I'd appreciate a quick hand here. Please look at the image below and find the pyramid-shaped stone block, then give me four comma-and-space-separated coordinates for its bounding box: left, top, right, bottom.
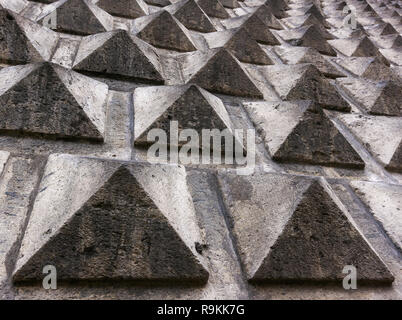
252, 3, 283, 29
187, 49, 263, 98
334, 57, 391, 81
263, 64, 349, 111
135, 10, 197, 52
218, 172, 393, 283
0, 9, 58, 64
252, 180, 393, 283
387, 142, 402, 173
204, 28, 274, 65
337, 78, 402, 116
278, 25, 336, 56
37, 0, 114, 36
0, 62, 107, 141
222, 13, 280, 44
328, 36, 390, 66
73, 30, 164, 83
13, 156, 208, 284
245, 100, 364, 168
196, 0, 229, 19
282, 14, 334, 39
168, 0, 216, 33
97, 0, 149, 19
134, 84, 242, 151
338, 114, 402, 170
263, 0, 288, 18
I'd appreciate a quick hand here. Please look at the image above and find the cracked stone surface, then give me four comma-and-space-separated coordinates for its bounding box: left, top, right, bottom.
0, 0, 401, 300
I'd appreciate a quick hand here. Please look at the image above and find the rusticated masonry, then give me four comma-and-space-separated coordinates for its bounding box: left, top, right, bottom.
0, 0, 401, 300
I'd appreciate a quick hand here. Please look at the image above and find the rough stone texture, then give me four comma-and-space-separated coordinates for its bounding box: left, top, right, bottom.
134, 84, 242, 150
245, 100, 364, 168
14, 162, 208, 284
73, 30, 164, 82
37, 0, 114, 36
0, 62, 107, 140
168, 0, 216, 33
204, 27, 274, 64
261, 64, 350, 111
134, 10, 197, 52
97, 0, 149, 19
0, 8, 58, 64
0, 0, 401, 300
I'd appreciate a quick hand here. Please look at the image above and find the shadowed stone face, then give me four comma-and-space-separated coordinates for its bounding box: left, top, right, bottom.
253, 181, 394, 283
0, 9, 42, 64
13, 166, 209, 283
273, 105, 364, 168
0, 63, 105, 140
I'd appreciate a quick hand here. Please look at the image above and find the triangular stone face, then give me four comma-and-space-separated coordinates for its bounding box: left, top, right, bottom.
97, 0, 149, 19
137, 10, 197, 52
337, 78, 402, 116
38, 0, 113, 35
220, 0, 239, 9
386, 142, 402, 173
0, 62, 106, 141
283, 14, 334, 39
73, 30, 164, 83
13, 166, 209, 283
216, 28, 273, 65
379, 23, 398, 35
0, 9, 44, 64
334, 57, 391, 81
253, 4, 283, 29
329, 36, 389, 66
264, 64, 349, 111
271, 102, 364, 168
173, 0, 216, 33
197, 0, 229, 19
189, 49, 263, 98
264, 0, 288, 18
134, 85, 240, 150
275, 46, 344, 78
252, 181, 393, 283
244, 13, 280, 44
280, 25, 336, 56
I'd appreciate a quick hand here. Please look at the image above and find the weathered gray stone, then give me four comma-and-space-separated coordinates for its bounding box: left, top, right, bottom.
0, 9, 58, 64
196, 0, 229, 19
278, 25, 336, 56
97, 0, 149, 19
252, 180, 394, 283
218, 172, 393, 283
134, 84, 242, 150
275, 46, 345, 78
221, 13, 280, 45
262, 64, 350, 111
168, 0, 216, 33
337, 114, 402, 169
204, 28, 274, 65
334, 56, 392, 81
0, 62, 107, 140
328, 36, 390, 66
37, 0, 114, 35
135, 10, 197, 52
73, 30, 164, 83
245, 100, 364, 168
386, 142, 402, 173
351, 180, 402, 250
13, 155, 208, 284
187, 49, 263, 98
337, 78, 402, 116
252, 3, 283, 29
